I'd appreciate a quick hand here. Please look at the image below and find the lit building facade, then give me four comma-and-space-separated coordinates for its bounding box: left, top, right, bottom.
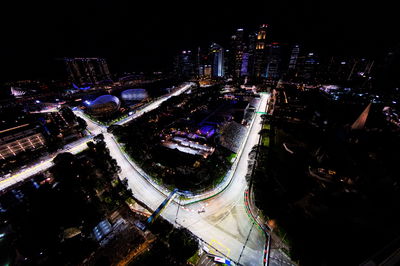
87, 95, 121, 116
253, 24, 269, 78
210, 43, 224, 77
65, 57, 111, 86
229, 28, 245, 78
288, 44, 300, 70
173, 50, 195, 78
320, 56, 374, 83
303, 52, 319, 80
265, 42, 282, 79
0, 124, 46, 160
240, 52, 250, 76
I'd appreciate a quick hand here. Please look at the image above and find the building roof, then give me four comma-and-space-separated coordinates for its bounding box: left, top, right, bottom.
88, 95, 120, 115
121, 88, 148, 101
219, 121, 247, 153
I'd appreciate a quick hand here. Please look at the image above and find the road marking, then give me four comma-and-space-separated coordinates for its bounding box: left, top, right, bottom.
181, 203, 209, 213
199, 255, 206, 265
0, 140, 92, 192
210, 239, 230, 257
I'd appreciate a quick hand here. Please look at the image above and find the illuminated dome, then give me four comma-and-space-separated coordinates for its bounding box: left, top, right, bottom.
87, 95, 120, 116
121, 88, 148, 101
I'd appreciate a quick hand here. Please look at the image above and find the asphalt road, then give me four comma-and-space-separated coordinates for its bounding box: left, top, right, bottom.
0, 137, 91, 190
0, 84, 294, 266
0, 83, 193, 190
101, 93, 271, 265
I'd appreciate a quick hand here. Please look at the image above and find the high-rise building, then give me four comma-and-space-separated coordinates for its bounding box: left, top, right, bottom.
204, 65, 212, 77
376, 46, 400, 92
253, 24, 269, 78
247, 32, 257, 78
195, 47, 203, 77
224, 49, 231, 77
265, 42, 282, 79
173, 50, 195, 78
303, 52, 319, 81
64, 58, 111, 86
288, 44, 300, 70
240, 52, 250, 76
321, 56, 374, 83
229, 28, 245, 78
210, 43, 224, 77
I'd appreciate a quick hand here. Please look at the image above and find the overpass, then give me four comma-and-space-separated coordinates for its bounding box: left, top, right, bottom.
146, 188, 179, 226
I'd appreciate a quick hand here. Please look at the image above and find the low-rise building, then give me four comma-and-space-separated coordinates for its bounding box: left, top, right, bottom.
0, 124, 46, 160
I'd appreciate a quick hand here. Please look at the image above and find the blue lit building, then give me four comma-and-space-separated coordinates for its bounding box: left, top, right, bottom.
87, 95, 121, 116
121, 88, 148, 101
240, 52, 250, 76
93, 220, 112, 242
210, 43, 224, 78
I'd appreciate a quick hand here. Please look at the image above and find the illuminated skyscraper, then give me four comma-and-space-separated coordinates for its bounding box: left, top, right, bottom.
64, 57, 111, 86
247, 32, 257, 78
288, 44, 300, 70
173, 50, 195, 78
253, 24, 269, 78
240, 52, 250, 76
195, 47, 203, 77
229, 28, 245, 78
210, 43, 224, 77
265, 42, 282, 79
303, 52, 319, 80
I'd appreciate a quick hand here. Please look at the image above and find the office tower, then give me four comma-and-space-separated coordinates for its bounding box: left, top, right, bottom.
174, 50, 195, 79
210, 43, 224, 77
240, 52, 250, 76
247, 32, 257, 78
376, 46, 400, 92
326, 57, 374, 83
204, 65, 212, 77
253, 24, 269, 78
288, 44, 300, 70
64, 57, 111, 86
229, 28, 245, 78
195, 47, 203, 77
303, 52, 319, 80
224, 49, 231, 77
265, 42, 282, 79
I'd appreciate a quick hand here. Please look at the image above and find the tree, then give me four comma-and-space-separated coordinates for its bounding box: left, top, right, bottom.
107, 124, 122, 134
259, 128, 270, 136
168, 228, 198, 262
76, 117, 87, 132
94, 134, 105, 143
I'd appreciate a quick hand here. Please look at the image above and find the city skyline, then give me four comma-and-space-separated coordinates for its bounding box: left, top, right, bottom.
0, 1, 398, 82
1, 2, 400, 266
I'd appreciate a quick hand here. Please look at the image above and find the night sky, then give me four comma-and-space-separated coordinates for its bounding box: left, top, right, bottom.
0, 1, 398, 82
